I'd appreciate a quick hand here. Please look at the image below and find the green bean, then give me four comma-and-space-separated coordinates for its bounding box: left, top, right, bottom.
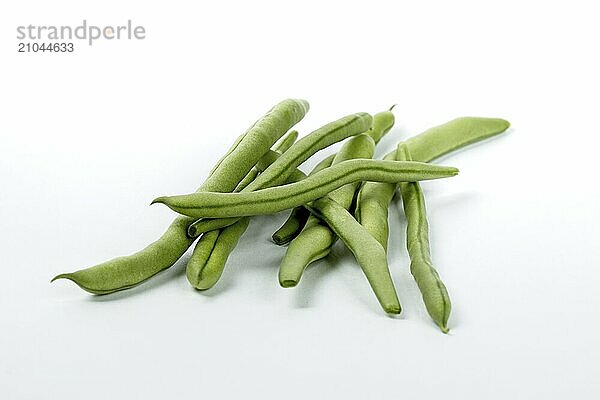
403, 117, 510, 163
234, 130, 299, 192
354, 151, 398, 250
278, 109, 395, 282
306, 198, 400, 313
186, 113, 373, 236
153, 160, 458, 219
271, 153, 336, 245
185, 132, 302, 290
397, 144, 451, 333
52, 99, 309, 294
279, 133, 377, 287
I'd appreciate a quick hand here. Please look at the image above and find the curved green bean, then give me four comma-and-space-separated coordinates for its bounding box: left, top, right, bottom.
153, 160, 458, 219
52, 98, 309, 294
306, 198, 400, 314
397, 143, 451, 333
186, 113, 373, 237
403, 117, 510, 163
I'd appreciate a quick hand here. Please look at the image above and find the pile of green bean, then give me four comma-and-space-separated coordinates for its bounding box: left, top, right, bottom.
53, 99, 510, 333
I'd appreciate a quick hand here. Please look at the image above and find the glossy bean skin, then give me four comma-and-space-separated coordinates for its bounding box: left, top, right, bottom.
306, 198, 401, 313
397, 144, 451, 333
153, 160, 458, 219
185, 133, 301, 290
271, 153, 336, 244
278, 109, 395, 283
185, 112, 373, 237
52, 99, 309, 294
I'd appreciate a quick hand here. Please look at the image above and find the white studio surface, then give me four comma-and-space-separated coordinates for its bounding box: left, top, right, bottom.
1, 1, 599, 399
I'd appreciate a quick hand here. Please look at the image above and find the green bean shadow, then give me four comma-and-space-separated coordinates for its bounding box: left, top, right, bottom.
289, 253, 340, 309
84, 254, 190, 302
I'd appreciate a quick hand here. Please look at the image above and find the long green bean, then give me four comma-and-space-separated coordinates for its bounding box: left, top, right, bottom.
152, 160, 458, 219
397, 143, 451, 333
307, 198, 400, 313
52, 99, 309, 294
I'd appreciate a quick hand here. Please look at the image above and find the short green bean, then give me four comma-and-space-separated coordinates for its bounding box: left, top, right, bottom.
52, 99, 309, 294
153, 160, 458, 219
397, 143, 451, 333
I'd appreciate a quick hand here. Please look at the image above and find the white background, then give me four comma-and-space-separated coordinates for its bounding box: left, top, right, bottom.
1, 1, 599, 399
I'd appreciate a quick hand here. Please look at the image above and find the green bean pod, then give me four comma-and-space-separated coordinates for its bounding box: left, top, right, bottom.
186, 112, 373, 237
403, 117, 510, 163
153, 160, 458, 219
52, 99, 309, 294
306, 198, 400, 314
397, 144, 451, 333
